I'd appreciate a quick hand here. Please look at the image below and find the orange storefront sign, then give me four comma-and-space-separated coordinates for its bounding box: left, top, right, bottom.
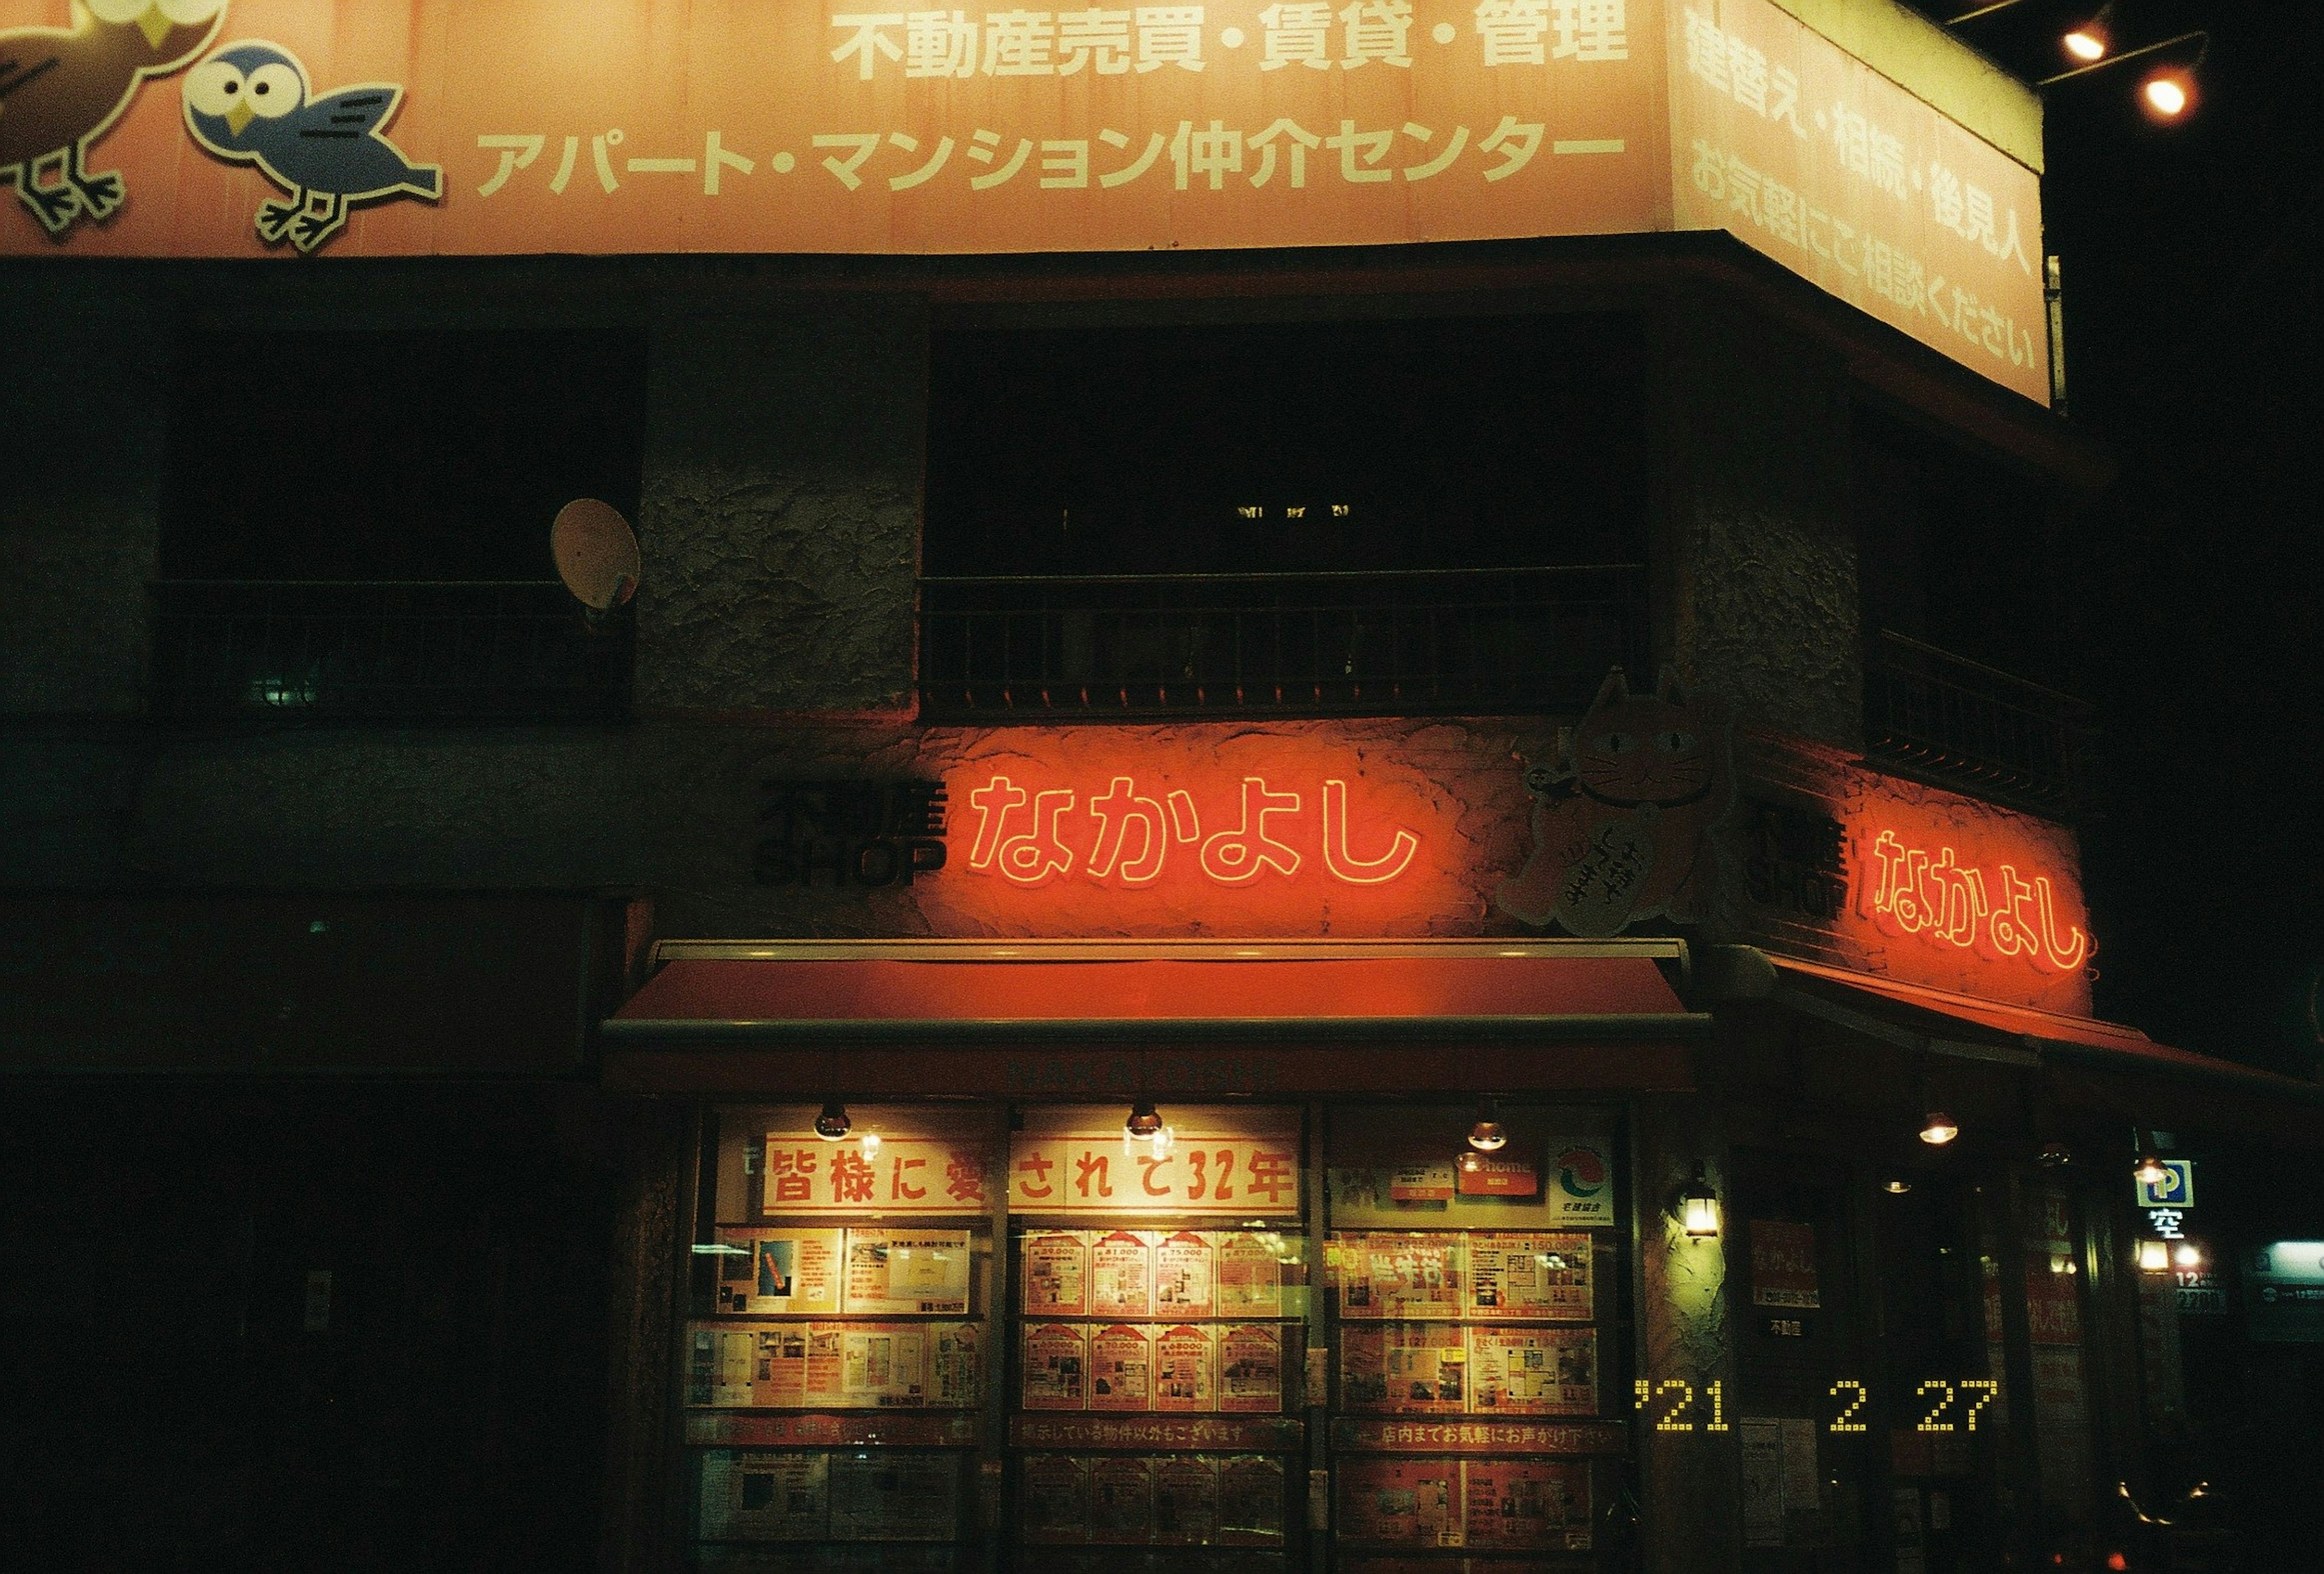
4, 0, 2043, 398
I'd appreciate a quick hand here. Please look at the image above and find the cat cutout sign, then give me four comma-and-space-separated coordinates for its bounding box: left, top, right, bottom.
1497, 667, 1733, 938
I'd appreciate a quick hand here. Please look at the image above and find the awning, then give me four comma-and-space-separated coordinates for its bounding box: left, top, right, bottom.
600, 939, 1710, 1097
1733, 953, 2324, 1134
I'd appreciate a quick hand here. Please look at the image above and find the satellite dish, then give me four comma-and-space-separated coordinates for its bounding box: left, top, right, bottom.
551, 499, 641, 613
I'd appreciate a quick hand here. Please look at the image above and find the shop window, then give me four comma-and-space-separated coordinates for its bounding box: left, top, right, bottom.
152, 329, 647, 722
921, 313, 1650, 718
681, 1101, 1629, 1570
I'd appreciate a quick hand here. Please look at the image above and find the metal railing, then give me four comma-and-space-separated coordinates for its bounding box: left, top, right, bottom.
917, 565, 1647, 718
1863, 629, 2090, 815
149, 580, 632, 723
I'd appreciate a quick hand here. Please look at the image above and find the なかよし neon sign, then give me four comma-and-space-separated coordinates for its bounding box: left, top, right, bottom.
1862, 830, 2087, 973
962, 773, 1421, 889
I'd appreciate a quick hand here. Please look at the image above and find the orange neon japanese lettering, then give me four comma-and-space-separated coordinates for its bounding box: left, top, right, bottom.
1321, 778, 1420, 884
1087, 776, 1168, 884
1199, 778, 1302, 884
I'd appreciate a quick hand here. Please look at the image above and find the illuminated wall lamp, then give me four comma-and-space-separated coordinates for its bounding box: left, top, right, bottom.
2173, 1242, 2204, 1270
1679, 1164, 1721, 1239
2136, 1238, 2171, 1273
2038, 30, 2208, 124
2061, 4, 2113, 62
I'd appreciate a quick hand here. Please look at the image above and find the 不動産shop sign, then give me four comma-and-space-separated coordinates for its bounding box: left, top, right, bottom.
3, 0, 2043, 399
1011, 1106, 1302, 1218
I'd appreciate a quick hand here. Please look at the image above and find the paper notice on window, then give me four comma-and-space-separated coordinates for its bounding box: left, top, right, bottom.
841, 1324, 931, 1407
1089, 1454, 1155, 1543
1022, 1231, 1088, 1317
1337, 1457, 1461, 1546
803, 1326, 844, 1405
1466, 1232, 1592, 1321
828, 1451, 960, 1541
1216, 1232, 1288, 1318
842, 1229, 972, 1316
715, 1228, 844, 1316
1468, 1326, 1598, 1415
1154, 1323, 1217, 1412
1340, 1323, 1468, 1414
1154, 1454, 1221, 1544
1217, 1455, 1287, 1544
1091, 1230, 1154, 1319
1019, 1454, 1091, 1544
698, 1449, 830, 1542
1089, 1323, 1154, 1411
1331, 1232, 1462, 1319
1218, 1323, 1284, 1414
1462, 1458, 1591, 1550
1022, 1322, 1088, 1410
1741, 1417, 1784, 1546
930, 1322, 982, 1408
688, 1324, 809, 1408
1154, 1231, 1215, 1317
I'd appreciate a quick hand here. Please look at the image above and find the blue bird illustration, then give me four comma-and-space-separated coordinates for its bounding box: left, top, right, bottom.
180, 40, 438, 252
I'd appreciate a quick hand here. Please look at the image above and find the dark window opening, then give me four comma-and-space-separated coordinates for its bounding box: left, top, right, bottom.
153, 330, 648, 723
1854, 404, 2090, 815
921, 313, 1650, 718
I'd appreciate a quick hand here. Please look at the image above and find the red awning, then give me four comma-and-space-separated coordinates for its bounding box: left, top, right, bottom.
1767, 954, 2321, 1093
599, 940, 1709, 1096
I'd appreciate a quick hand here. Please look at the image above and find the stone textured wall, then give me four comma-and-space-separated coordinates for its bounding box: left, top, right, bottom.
634, 300, 924, 713
1664, 293, 1863, 751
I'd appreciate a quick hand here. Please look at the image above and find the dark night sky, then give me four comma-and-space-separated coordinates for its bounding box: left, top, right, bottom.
1912, 2, 2324, 1074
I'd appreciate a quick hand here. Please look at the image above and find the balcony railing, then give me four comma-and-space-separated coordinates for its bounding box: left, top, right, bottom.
1863, 629, 2090, 815
150, 580, 632, 723
917, 565, 1647, 718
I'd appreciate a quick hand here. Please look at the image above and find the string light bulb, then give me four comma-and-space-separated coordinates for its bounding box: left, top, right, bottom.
813, 1102, 852, 1141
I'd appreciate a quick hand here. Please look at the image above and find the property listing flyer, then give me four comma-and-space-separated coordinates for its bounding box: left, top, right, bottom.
1333, 1233, 1463, 1320
1218, 1323, 1285, 1414
1091, 1230, 1154, 1319
1022, 1322, 1088, 1410
842, 1230, 972, 1316
1019, 1454, 1091, 1544
1462, 1458, 1593, 1551
1468, 1326, 1598, 1415
1089, 1323, 1154, 1411
715, 1228, 843, 1316
827, 1452, 960, 1541
1340, 1323, 1469, 1414
1217, 1455, 1287, 1544
1022, 1231, 1088, 1316
1153, 1324, 1216, 1412
1089, 1454, 1157, 1543
696, 1449, 829, 1542
1154, 1231, 1216, 1317
1465, 1233, 1592, 1321
1338, 1457, 1460, 1546
1215, 1232, 1288, 1317
1153, 1455, 1221, 1544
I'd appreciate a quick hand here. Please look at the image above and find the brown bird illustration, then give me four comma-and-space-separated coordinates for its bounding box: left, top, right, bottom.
1, 0, 227, 235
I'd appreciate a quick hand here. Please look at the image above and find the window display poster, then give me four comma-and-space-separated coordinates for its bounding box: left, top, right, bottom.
1461, 1459, 1592, 1550
1466, 1233, 1592, 1321
1216, 1232, 1288, 1318
1090, 1324, 1154, 1412
1749, 1221, 1820, 1310
716, 1228, 844, 1316
1023, 1322, 1088, 1410
929, 1322, 982, 1408
1154, 1324, 1217, 1412
1341, 1323, 1467, 1414
698, 1450, 829, 1542
841, 1325, 930, 1407
1089, 1454, 1157, 1543
1333, 1233, 1462, 1320
1217, 1455, 1287, 1544
1092, 1231, 1154, 1319
1021, 1453, 1092, 1544
1154, 1456, 1222, 1544
1155, 1231, 1215, 1317
827, 1451, 961, 1541
1468, 1326, 1598, 1415
1009, 1108, 1302, 1218
1218, 1323, 1285, 1414
1023, 1231, 1088, 1317
1338, 1458, 1461, 1546
843, 1229, 973, 1316
689, 1325, 810, 1408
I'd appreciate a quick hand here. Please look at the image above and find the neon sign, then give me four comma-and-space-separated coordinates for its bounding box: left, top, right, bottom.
963, 773, 1421, 890
1861, 829, 2088, 974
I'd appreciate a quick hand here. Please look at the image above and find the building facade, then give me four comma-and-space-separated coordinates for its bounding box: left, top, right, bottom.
6, 1, 2319, 1569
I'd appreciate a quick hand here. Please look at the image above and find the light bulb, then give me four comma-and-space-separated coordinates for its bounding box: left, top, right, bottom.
2136, 1239, 2170, 1272
813, 1102, 851, 1141
2143, 72, 2191, 118
1920, 1110, 1959, 1146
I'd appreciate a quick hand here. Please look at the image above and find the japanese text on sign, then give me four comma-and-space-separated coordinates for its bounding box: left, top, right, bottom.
763, 1136, 997, 1215
1012, 1136, 1301, 1215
